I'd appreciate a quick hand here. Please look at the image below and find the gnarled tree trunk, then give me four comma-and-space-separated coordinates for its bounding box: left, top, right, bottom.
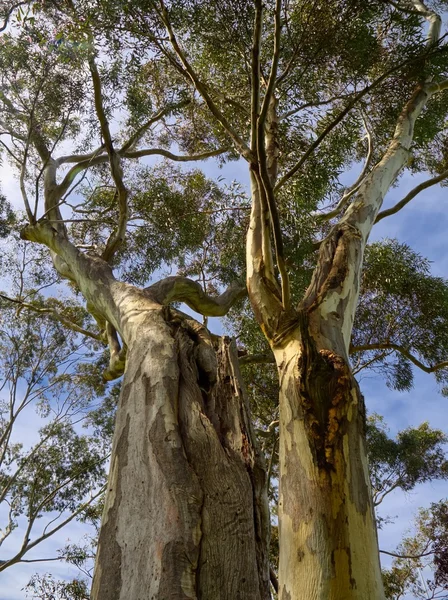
91, 305, 270, 600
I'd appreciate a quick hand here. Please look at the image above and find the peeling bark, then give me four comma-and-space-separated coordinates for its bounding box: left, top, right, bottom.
274, 317, 384, 600
91, 307, 270, 600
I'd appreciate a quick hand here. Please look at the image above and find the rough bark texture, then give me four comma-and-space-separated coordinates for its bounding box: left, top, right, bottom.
274, 314, 383, 600
91, 306, 270, 600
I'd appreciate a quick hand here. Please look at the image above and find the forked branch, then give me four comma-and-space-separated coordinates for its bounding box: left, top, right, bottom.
146, 276, 246, 316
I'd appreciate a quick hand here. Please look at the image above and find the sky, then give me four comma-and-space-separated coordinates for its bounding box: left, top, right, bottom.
1, 100, 448, 600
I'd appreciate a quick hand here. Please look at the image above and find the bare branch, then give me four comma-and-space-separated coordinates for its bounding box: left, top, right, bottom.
146, 276, 246, 317
119, 99, 190, 153
123, 146, 227, 162
103, 322, 127, 381
88, 51, 128, 263
159, 0, 253, 161
270, 566, 279, 594
375, 169, 448, 222
380, 548, 433, 560
318, 111, 373, 223
279, 93, 353, 121
0, 293, 101, 341
383, 0, 423, 17
350, 342, 448, 374
259, 0, 282, 130
56, 146, 226, 200
19, 128, 34, 223
411, 0, 441, 47
56, 146, 106, 166
239, 352, 275, 365
250, 0, 262, 155
0, 2, 28, 32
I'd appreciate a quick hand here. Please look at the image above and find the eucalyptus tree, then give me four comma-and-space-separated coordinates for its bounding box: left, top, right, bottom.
3, 1, 448, 600
0, 3, 270, 598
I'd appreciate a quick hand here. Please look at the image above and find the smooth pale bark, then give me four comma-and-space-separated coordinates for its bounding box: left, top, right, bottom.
274, 319, 382, 600
244, 70, 443, 598
91, 305, 270, 600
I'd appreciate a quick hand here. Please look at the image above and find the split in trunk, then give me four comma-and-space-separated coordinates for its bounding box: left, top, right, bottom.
91, 306, 270, 600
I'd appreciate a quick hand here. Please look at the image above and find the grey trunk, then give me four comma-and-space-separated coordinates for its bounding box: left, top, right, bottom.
91, 308, 270, 600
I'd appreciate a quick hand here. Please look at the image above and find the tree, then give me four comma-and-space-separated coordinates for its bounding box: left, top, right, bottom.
381, 500, 448, 600
0, 241, 108, 572
1, 4, 271, 598
2, 0, 448, 599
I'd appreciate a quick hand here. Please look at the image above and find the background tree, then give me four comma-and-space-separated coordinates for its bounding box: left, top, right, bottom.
0, 240, 108, 573
381, 500, 448, 600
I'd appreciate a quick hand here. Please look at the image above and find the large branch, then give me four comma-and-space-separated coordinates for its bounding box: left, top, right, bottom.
350, 342, 448, 374
246, 170, 285, 342
305, 82, 440, 352
146, 276, 246, 316
56, 146, 106, 166
412, 0, 441, 47
375, 168, 448, 223
253, 0, 290, 309
21, 221, 122, 337
88, 51, 128, 263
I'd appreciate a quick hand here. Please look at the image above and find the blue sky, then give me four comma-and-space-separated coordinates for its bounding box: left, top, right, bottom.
1, 150, 447, 599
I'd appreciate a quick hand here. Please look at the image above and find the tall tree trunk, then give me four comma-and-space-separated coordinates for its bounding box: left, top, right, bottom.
274, 313, 383, 600
91, 307, 270, 600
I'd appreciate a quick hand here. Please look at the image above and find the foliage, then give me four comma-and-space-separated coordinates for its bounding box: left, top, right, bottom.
26, 573, 90, 600
382, 500, 448, 600
0, 242, 110, 572
367, 414, 448, 507
353, 240, 448, 391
